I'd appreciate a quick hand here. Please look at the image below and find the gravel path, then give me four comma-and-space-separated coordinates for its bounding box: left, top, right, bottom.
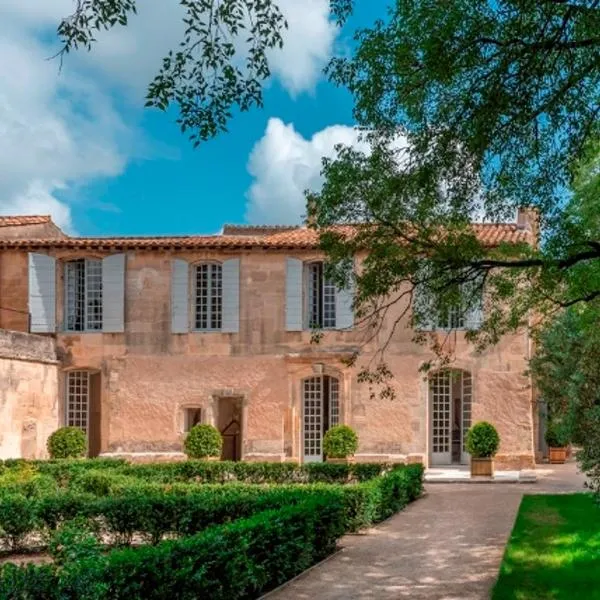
265, 462, 587, 600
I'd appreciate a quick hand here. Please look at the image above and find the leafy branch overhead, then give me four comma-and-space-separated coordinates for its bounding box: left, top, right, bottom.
57, 0, 288, 144
56, 1, 600, 360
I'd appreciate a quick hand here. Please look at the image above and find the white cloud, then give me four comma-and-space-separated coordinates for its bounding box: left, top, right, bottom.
269, 0, 338, 95
245, 118, 372, 224
0, 17, 128, 233
0, 1, 339, 232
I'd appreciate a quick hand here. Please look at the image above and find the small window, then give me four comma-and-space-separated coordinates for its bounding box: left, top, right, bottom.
65, 259, 103, 331
184, 407, 203, 432
307, 262, 336, 329
66, 370, 90, 434
194, 263, 222, 330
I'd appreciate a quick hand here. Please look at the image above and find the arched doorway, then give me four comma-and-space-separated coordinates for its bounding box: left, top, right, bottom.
302, 375, 340, 463
429, 369, 472, 465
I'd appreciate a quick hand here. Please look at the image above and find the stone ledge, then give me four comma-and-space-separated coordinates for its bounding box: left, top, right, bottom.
425, 468, 537, 484
0, 329, 58, 364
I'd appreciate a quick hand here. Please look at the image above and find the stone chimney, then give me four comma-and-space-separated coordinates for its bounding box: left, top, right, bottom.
516, 206, 540, 247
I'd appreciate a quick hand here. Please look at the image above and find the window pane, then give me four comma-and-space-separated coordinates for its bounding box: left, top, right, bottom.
195, 264, 222, 330
66, 371, 89, 437
66, 260, 85, 331
86, 260, 103, 330
210, 264, 222, 330
323, 278, 336, 328
308, 263, 322, 328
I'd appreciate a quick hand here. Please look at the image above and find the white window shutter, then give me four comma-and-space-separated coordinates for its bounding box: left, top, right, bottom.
286, 257, 303, 331
171, 259, 189, 333
102, 254, 125, 333
28, 253, 56, 333
335, 278, 354, 330
221, 258, 240, 333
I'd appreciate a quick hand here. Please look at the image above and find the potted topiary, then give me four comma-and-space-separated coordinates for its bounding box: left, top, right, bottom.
184, 424, 223, 460
47, 426, 87, 459
465, 421, 500, 477
545, 421, 570, 464
323, 425, 359, 464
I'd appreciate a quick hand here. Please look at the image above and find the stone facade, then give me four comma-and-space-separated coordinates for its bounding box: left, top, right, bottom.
0, 330, 58, 459
0, 216, 537, 467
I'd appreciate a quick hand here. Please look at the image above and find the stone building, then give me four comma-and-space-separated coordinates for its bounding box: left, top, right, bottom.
0, 213, 539, 468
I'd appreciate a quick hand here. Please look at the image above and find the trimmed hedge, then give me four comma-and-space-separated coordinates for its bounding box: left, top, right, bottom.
0, 498, 346, 600
0, 465, 423, 551
0, 458, 395, 487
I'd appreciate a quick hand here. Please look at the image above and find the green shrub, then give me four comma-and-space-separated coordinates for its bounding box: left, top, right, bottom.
47, 427, 87, 460
323, 425, 359, 459
0, 495, 40, 550
465, 421, 500, 458
48, 517, 102, 566
183, 424, 223, 459
1, 499, 346, 600
545, 421, 570, 447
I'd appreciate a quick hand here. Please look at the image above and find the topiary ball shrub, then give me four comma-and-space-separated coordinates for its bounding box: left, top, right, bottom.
465, 421, 500, 458
184, 424, 223, 459
47, 427, 87, 459
544, 421, 570, 448
323, 425, 359, 459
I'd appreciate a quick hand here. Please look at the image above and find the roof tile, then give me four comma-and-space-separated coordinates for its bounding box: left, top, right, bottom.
0, 215, 51, 227
0, 222, 533, 250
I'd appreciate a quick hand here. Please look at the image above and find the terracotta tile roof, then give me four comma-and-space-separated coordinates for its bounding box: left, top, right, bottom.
0, 215, 51, 227
0, 222, 532, 251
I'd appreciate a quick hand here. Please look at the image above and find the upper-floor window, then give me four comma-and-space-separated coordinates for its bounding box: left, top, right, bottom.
194, 262, 222, 330
65, 259, 103, 331
414, 281, 483, 331
307, 261, 337, 329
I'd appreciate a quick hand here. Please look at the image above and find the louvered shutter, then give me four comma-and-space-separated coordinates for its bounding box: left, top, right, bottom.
285, 258, 303, 331
221, 258, 240, 333
335, 277, 355, 330
28, 253, 56, 333
171, 259, 189, 333
102, 253, 125, 332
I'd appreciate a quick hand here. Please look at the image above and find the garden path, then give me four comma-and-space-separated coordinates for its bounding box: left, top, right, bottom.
264, 462, 587, 600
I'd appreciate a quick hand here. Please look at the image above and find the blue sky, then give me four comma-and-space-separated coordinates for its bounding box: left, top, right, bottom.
0, 1, 383, 236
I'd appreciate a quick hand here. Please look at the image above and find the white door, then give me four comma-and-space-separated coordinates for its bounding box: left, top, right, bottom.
460, 372, 472, 464
302, 375, 340, 463
430, 370, 473, 465
430, 371, 452, 465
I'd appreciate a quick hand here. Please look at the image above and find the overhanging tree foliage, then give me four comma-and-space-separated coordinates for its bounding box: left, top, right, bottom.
57, 1, 600, 357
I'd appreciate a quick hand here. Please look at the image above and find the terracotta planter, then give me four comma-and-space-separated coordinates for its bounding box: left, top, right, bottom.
326, 456, 355, 464
548, 447, 567, 464
470, 457, 493, 477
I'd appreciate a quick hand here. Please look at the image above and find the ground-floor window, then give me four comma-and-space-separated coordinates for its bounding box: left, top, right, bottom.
66, 370, 90, 434
183, 407, 203, 432
65, 370, 101, 457
430, 369, 472, 465
303, 375, 340, 462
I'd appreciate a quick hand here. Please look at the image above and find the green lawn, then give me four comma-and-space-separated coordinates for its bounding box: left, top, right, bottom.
493, 494, 600, 600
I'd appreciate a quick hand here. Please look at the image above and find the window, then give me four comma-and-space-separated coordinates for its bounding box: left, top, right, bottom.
194, 263, 222, 330
66, 370, 90, 435
184, 407, 203, 432
437, 304, 465, 330
307, 262, 336, 329
303, 375, 340, 462
65, 259, 103, 331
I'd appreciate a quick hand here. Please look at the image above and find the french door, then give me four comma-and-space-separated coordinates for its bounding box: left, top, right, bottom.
302, 375, 339, 462
430, 370, 472, 465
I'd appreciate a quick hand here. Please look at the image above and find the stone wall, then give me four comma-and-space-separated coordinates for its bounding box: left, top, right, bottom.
0, 330, 59, 459
0, 247, 535, 467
